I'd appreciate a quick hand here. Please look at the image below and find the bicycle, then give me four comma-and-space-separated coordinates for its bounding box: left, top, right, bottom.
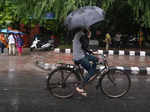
46, 54, 131, 99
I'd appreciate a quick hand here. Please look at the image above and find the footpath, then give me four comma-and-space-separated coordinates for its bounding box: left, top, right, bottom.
34, 48, 150, 75
1, 48, 149, 75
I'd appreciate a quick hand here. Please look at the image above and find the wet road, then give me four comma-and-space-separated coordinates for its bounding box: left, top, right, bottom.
0, 53, 150, 112
0, 70, 150, 112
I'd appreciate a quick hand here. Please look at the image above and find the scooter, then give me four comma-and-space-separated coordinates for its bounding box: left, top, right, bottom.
30, 37, 55, 51
128, 36, 138, 48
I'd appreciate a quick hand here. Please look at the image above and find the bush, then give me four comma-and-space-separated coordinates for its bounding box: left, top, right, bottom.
57, 44, 72, 49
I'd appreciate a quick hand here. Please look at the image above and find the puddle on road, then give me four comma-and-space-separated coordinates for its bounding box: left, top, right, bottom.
108, 55, 149, 67
8, 57, 16, 80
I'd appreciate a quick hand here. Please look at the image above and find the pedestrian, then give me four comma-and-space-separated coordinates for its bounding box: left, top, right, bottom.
15, 34, 24, 56
104, 32, 111, 50
50, 34, 55, 45
72, 27, 98, 96
0, 33, 7, 54
8, 33, 16, 56
114, 32, 122, 49
138, 30, 144, 49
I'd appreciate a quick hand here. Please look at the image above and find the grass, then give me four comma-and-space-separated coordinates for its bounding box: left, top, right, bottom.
57, 44, 72, 49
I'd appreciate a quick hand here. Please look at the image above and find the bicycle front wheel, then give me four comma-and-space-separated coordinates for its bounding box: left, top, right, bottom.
47, 67, 80, 99
100, 69, 131, 98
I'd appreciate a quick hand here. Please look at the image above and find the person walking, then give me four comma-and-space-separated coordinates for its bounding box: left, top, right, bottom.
15, 34, 24, 56
114, 32, 122, 49
8, 33, 16, 56
138, 31, 144, 49
72, 28, 98, 96
104, 32, 111, 50
0, 33, 7, 54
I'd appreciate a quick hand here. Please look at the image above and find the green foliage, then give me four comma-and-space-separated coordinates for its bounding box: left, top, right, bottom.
101, 0, 113, 10
103, 0, 137, 34
58, 44, 72, 49
128, 0, 150, 28
1, 0, 150, 35
0, 0, 17, 27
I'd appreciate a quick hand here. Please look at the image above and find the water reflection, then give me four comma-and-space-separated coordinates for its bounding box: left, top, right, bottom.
8, 57, 16, 80
108, 55, 149, 67
10, 95, 19, 112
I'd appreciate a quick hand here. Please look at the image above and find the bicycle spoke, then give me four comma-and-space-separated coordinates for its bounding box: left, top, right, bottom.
49, 83, 61, 89
47, 68, 79, 98
61, 70, 65, 83
100, 69, 131, 98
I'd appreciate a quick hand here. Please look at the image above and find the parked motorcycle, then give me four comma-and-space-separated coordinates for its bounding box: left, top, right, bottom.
128, 35, 138, 48
30, 37, 55, 51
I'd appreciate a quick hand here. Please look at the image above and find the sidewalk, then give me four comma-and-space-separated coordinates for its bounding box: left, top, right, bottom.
53, 48, 150, 56
1, 48, 149, 74
0, 48, 31, 56
33, 50, 150, 75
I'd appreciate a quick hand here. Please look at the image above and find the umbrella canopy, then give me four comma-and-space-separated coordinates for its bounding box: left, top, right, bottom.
8, 30, 24, 35
0, 29, 24, 35
64, 6, 105, 30
0, 29, 9, 33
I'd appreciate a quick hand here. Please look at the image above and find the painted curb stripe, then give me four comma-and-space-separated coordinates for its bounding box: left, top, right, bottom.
36, 61, 150, 75
54, 48, 149, 56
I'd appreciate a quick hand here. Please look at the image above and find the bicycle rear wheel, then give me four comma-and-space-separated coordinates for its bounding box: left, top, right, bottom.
47, 67, 80, 99
100, 69, 131, 98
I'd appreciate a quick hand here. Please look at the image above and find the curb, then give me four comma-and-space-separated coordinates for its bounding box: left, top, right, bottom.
53, 48, 150, 56
35, 61, 150, 75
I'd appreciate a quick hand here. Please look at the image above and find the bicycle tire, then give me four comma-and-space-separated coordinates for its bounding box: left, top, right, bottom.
47, 67, 80, 99
100, 69, 131, 98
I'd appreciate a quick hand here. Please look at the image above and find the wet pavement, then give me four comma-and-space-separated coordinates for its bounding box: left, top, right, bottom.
0, 49, 150, 112
0, 68, 150, 112
33, 51, 150, 67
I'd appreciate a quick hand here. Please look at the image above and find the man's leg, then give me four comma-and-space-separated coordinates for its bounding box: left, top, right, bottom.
0, 43, 2, 53
0, 42, 3, 53
75, 57, 91, 96
9, 44, 12, 55
1, 43, 5, 53
83, 54, 98, 82
12, 44, 15, 55
79, 57, 94, 83
106, 43, 109, 50
86, 54, 98, 70
75, 56, 98, 96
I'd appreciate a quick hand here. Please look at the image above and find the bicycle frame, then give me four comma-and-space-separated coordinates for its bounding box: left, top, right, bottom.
73, 54, 109, 81
56, 54, 110, 82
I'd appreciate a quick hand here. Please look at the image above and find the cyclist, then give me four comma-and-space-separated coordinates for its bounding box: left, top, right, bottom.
72, 27, 98, 96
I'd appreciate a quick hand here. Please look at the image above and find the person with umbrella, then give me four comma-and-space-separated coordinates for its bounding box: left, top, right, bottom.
73, 27, 98, 96
65, 6, 105, 96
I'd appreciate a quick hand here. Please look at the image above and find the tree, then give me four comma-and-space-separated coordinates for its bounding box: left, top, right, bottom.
0, 0, 18, 28
128, 0, 150, 28
103, 0, 138, 34
1, 0, 150, 43
101, 0, 150, 28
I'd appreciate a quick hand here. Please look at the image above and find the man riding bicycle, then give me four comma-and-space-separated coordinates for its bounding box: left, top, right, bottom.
73, 28, 98, 96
